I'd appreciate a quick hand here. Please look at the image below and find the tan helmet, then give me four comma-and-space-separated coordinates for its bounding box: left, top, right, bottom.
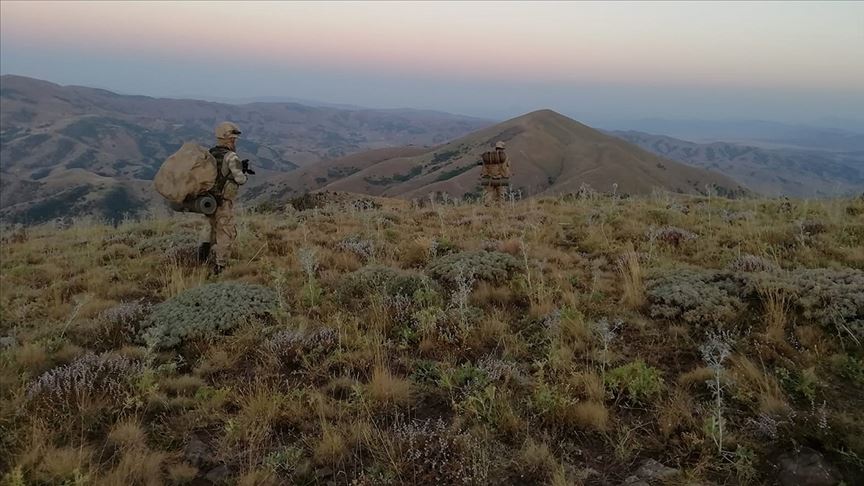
495, 141, 506, 150
215, 121, 241, 141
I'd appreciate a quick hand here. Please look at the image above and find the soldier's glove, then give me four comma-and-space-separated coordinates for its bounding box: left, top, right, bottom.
241, 159, 256, 175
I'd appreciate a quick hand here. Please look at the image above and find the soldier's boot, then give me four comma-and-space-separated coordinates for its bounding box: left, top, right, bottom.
210, 263, 225, 277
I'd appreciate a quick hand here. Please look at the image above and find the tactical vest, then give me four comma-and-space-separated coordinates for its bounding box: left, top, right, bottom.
208, 146, 232, 196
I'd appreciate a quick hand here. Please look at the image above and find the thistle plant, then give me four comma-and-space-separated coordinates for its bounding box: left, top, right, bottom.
700, 329, 733, 454
593, 317, 621, 377
298, 247, 322, 308
452, 262, 476, 332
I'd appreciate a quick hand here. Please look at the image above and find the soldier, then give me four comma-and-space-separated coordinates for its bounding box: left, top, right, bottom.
198, 121, 252, 275
479, 141, 511, 205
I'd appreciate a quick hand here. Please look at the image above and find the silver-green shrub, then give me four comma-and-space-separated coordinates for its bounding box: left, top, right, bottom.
727, 254, 778, 273
646, 269, 744, 325
426, 251, 520, 287
340, 265, 439, 302
141, 282, 279, 349
742, 268, 863, 340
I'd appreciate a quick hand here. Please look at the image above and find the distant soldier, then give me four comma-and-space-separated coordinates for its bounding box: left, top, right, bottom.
478, 141, 511, 205
198, 122, 253, 275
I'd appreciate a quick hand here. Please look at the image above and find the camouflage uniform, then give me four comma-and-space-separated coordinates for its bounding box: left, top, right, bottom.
480, 141, 511, 205
204, 122, 247, 273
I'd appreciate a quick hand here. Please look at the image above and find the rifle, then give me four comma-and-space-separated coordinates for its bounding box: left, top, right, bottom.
241, 159, 256, 175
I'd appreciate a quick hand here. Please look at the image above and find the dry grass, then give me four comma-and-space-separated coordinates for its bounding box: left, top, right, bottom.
367, 365, 413, 407
758, 285, 794, 343
617, 244, 645, 310
107, 418, 148, 450
313, 424, 348, 465
1, 195, 861, 484
730, 356, 789, 415
566, 401, 609, 431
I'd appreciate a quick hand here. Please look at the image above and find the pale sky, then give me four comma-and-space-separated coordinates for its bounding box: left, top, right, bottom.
1, 1, 862, 123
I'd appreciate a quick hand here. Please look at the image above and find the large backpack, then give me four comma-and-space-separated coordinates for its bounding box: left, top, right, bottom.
154, 142, 225, 214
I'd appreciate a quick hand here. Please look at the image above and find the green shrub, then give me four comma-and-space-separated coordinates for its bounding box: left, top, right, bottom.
740, 268, 863, 340
426, 251, 520, 287
339, 265, 439, 303
606, 360, 665, 402
141, 282, 279, 349
646, 269, 744, 325
790, 268, 863, 340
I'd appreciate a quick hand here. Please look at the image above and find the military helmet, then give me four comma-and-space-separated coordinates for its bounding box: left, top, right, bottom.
215, 121, 242, 140
495, 141, 506, 150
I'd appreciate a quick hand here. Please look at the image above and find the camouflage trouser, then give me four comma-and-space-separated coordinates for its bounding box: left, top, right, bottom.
483, 184, 505, 205
205, 199, 236, 267
481, 177, 508, 206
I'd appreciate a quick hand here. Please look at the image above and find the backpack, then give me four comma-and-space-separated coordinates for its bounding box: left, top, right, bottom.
154, 142, 224, 214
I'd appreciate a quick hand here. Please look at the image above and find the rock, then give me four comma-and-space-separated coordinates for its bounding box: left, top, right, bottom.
634, 459, 679, 481
184, 435, 213, 469
204, 465, 231, 484
776, 447, 839, 486
620, 459, 680, 485
622, 476, 650, 486
0, 336, 17, 349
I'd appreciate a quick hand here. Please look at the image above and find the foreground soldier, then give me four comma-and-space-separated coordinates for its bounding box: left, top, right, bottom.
199, 122, 252, 275
479, 141, 511, 205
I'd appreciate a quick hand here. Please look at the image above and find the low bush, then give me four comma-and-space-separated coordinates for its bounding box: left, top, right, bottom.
339, 265, 439, 303
26, 352, 143, 418
264, 327, 338, 369
646, 269, 744, 325
606, 360, 665, 402
336, 235, 376, 262
97, 301, 152, 344
394, 418, 485, 485
740, 268, 863, 340
426, 251, 520, 288
648, 226, 698, 247
141, 282, 279, 349
727, 254, 778, 273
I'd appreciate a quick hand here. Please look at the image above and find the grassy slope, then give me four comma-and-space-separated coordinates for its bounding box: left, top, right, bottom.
1, 194, 863, 485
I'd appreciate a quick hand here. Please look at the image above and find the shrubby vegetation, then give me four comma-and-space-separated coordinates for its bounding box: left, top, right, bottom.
1, 193, 862, 485
426, 250, 521, 287
646, 268, 744, 325
141, 282, 280, 348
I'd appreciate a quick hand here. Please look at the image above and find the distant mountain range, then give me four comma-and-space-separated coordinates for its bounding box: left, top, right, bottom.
598, 118, 864, 152
246, 109, 747, 205
0, 75, 489, 223
610, 131, 864, 197
3, 74, 861, 224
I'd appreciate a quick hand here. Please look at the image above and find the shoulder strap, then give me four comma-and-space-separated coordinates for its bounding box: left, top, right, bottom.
209, 146, 231, 195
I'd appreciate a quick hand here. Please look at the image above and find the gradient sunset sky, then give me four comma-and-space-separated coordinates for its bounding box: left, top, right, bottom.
1, 1, 862, 123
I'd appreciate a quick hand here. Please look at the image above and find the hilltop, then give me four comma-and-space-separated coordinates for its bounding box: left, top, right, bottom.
250, 110, 748, 204
1, 194, 862, 485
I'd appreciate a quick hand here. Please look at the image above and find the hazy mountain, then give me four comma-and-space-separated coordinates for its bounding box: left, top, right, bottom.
611, 130, 864, 197
0, 75, 489, 224
597, 118, 864, 152
248, 110, 747, 205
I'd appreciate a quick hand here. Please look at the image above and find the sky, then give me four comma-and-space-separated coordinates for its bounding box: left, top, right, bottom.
1, 1, 863, 124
